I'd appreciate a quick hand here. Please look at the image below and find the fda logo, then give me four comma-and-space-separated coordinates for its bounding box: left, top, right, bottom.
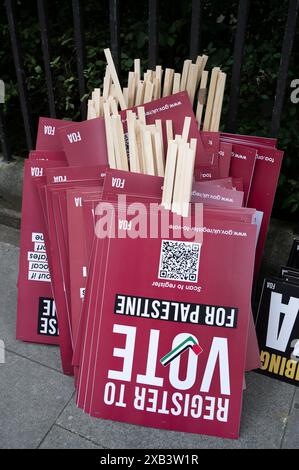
0, 339, 5, 364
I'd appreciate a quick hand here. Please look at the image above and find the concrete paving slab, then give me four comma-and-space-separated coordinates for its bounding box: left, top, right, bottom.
0, 241, 62, 372
0, 224, 20, 246
0, 350, 74, 449
237, 372, 296, 448
39, 424, 103, 449
57, 373, 295, 449
281, 388, 299, 449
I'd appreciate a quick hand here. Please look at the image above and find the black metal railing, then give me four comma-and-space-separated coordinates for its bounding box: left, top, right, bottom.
0, 0, 298, 162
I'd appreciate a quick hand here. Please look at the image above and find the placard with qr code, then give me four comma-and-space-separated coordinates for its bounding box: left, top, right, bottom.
84, 206, 257, 439
158, 240, 201, 283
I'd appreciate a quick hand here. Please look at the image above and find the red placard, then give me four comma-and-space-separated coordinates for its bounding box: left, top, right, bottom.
36, 117, 72, 150
229, 144, 257, 205
58, 118, 109, 167
77, 205, 256, 439
16, 158, 64, 345
44, 165, 106, 375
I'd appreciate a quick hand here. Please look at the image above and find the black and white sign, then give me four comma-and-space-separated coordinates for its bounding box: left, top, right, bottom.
255, 278, 299, 385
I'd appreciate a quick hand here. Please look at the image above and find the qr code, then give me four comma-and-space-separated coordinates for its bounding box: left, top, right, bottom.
158, 240, 201, 283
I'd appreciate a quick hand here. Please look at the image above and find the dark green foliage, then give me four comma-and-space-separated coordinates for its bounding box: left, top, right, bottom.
0, 0, 298, 219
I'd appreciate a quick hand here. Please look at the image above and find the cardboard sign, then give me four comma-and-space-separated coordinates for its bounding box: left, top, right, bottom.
194, 165, 219, 181
221, 132, 277, 148
29, 150, 66, 161
44, 165, 106, 375
229, 144, 257, 205
67, 187, 102, 342
218, 142, 232, 178
247, 148, 283, 277
58, 118, 109, 167
36, 117, 72, 150
222, 136, 283, 277
255, 278, 299, 385
16, 158, 65, 345
77, 204, 257, 438
191, 182, 244, 208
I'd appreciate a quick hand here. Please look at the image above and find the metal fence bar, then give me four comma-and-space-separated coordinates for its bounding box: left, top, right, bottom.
72, 0, 86, 120
0, 104, 12, 162
37, 0, 56, 118
226, 0, 250, 133
109, 0, 120, 74
5, 0, 34, 150
189, 0, 202, 60
270, 0, 299, 137
148, 0, 159, 68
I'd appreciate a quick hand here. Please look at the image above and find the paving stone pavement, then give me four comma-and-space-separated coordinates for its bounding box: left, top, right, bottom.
0, 225, 298, 449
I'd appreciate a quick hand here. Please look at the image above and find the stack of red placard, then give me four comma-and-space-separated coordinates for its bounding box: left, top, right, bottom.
16, 77, 284, 439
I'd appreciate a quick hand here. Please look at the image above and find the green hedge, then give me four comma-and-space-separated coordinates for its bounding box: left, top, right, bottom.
0, 0, 298, 219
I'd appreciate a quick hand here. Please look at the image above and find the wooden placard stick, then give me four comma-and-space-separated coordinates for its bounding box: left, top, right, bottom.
127, 71, 136, 108
172, 142, 189, 214
190, 137, 197, 153
181, 146, 196, 217
210, 72, 226, 131
162, 68, 174, 97
154, 131, 165, 177
103, 102, 116, 169
166, 120, 174, 142
135, 120, 144, 173
109, 84, 117, 101
144, 80, 154, 103
141, 128, 155, 175
103, 66, 112, 100
180, 59, 192, 91
99, 96, 104, 117
186, 63, 200, 106
172, 73, 181, 94
146, 124, 157, 133
123, 87, 129, 107
203, 67, 220, 131
182, 116, 191, 143
147, 124, 159, 175
92, 88, 101, 116
134, 59, 141, 82
137, 106, 146, 125
150, 131, 158, 176
152, 77, 160, 100
116, 115, 129, 170
196, 54, 208, 86
155, 119, 164, 159
196, 70, 208, 129
144, 70, 153, 82
108, 96, 119, 115
155, 65, 163, 99
104, 48, 127, 110
135, 80, 146, 106
111, 115, 123, 169
155, 65, 163, 82
127, 111, 140, 173
161, 140, 178, 210
87, 99, 97, 120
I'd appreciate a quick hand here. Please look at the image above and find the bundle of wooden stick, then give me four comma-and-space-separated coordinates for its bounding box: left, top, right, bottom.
161, 129, 197, 217
104, 101, 183, 176
87, 48, 226, 131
